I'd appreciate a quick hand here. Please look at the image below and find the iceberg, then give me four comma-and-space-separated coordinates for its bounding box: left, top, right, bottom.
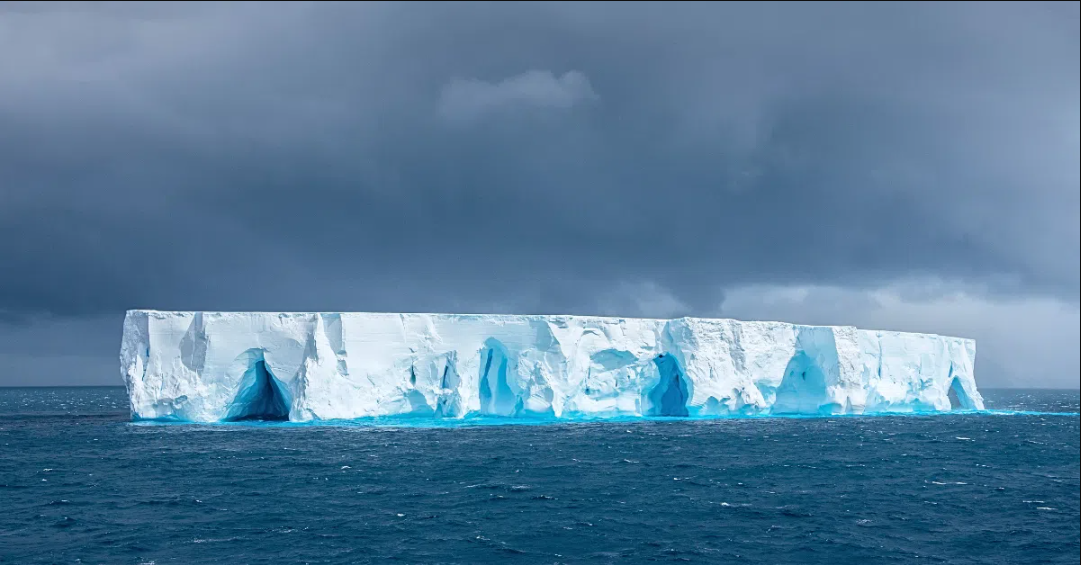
120, 310, 984, 423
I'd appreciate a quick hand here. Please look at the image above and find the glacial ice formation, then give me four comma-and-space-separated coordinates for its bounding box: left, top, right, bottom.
120, 311, 984, 423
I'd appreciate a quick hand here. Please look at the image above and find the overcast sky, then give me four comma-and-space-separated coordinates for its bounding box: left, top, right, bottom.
1, 1, 1078, 388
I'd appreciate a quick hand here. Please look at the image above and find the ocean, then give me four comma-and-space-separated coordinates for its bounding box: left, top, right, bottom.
0, 387, 1077, 564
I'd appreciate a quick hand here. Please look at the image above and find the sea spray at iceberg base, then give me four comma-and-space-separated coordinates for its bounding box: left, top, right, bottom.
120, 311, 984, 423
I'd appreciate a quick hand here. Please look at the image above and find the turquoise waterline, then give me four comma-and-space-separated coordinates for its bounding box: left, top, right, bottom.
130, 408, 1080, 428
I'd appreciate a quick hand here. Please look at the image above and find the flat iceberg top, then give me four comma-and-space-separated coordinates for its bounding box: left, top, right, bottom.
121, 310, 983, 423
126, 309, 963, 336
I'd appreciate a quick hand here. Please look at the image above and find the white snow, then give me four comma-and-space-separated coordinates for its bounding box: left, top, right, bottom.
120, 310, 984, 422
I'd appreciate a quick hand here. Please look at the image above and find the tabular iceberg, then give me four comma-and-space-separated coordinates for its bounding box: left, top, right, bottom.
121, 310, 984, 423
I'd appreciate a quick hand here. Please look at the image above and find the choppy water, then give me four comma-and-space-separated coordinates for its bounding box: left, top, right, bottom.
0, 387, 1077, 564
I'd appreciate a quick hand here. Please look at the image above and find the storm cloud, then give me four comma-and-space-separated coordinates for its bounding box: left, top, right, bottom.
0, 2, 1077, 386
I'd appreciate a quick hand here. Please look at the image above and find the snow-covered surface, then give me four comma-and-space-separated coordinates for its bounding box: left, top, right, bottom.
121, 311, 984, 423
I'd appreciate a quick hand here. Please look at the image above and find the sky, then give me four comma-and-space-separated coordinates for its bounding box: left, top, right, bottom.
0, 1, 1078, 388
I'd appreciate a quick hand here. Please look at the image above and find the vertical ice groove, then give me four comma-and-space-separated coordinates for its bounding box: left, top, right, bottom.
121, 311, 985, 422
436, 351, 463, 417
179, 312, 207, 373
478, 338, 519, 416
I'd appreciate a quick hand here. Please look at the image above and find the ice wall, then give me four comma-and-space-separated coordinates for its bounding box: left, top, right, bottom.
120, 311, 984, 423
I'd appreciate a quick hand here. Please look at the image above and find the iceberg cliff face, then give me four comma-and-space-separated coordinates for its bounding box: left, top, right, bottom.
120, 310, 984, 423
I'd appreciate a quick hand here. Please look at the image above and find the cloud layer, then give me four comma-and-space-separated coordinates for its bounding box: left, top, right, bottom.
0, 2, 1077, 386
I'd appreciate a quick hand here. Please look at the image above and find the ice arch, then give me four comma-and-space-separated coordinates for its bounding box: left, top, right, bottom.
478, 339, 518, 416
224, 351, 291, 421
646, 353, 690, 417
947, 376, 974, 411
772, 351, 829, 415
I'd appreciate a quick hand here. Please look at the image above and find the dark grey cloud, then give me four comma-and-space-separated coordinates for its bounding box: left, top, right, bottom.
0, 2, 1078, 386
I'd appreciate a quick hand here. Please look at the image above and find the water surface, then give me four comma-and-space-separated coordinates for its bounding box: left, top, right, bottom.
1, 387, 1077, 564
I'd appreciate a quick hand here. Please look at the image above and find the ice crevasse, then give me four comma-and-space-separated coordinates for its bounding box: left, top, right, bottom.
121, 311, 984, 423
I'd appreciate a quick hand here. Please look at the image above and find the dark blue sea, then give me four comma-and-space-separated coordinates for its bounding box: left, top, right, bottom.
0, 388, 1077, 565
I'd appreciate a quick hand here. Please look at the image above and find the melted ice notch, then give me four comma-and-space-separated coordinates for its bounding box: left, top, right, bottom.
225, 358, 291, 421
647, 354, 690, 417
772, 351, 829, 415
